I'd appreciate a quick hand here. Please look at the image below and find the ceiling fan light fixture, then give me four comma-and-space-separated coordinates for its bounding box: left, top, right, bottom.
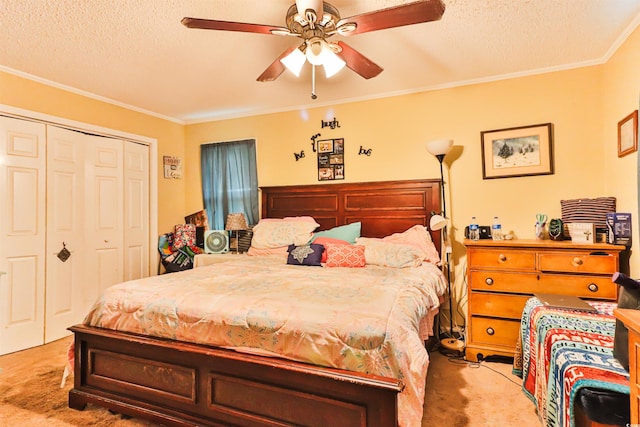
322, 50, 345, 78
305, 38, 326, 65
280, 47, 306, 77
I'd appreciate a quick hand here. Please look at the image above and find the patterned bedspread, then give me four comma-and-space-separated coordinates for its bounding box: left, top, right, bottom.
513, 297, 629, 427
82, 255, 447, 427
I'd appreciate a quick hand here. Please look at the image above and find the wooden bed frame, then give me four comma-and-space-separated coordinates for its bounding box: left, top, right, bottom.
69, 179, 442, 427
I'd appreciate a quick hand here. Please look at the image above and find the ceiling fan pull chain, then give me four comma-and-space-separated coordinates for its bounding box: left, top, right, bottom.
311, 65, 317, 99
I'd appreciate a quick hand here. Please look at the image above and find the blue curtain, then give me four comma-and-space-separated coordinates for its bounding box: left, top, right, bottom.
201, 139, 258, 230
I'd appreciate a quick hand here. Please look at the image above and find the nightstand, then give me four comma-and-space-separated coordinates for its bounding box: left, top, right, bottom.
465, 239, 625, 362
193, 253, 234, 268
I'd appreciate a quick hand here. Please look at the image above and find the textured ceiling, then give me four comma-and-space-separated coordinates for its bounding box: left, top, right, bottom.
1, 0, 640, 123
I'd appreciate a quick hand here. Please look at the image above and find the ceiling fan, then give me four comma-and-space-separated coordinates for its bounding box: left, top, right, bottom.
182, 0, 445, 94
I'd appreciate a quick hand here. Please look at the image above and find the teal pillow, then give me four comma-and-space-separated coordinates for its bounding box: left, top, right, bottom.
311, 222, 361, 244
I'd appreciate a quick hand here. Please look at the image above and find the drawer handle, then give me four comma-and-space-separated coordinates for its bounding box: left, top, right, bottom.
485, 277, 494, 286
588, 283, 599, 293
486, 327, 495, 336
572, 257, 583, 266
498, 254, 507, 262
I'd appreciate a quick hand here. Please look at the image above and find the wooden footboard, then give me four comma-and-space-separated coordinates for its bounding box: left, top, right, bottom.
69, 325, 402, 427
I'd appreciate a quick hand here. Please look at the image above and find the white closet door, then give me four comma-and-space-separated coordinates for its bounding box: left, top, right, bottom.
84, 135, 123, 312
124, 141, 150, 280
0, 116, 46, 355
45, 126, 86, 343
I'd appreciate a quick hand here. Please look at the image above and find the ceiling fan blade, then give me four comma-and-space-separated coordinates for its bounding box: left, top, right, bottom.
337, 0, 445, 36
257, 46, 299, 82
335, 41, 383, 80
181, 17, 288, 35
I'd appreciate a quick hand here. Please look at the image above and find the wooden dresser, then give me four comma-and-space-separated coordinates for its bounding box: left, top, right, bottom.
465, 239, 625, 362
613, 308, 640, 424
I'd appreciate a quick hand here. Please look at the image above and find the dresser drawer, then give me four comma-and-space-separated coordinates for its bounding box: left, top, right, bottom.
468, 249, 536, 271
538, 252, 618, 274
470, 271, 538, 292
537, 274, 617, 300
469, 316, 521, 348
469, 293, 530, 319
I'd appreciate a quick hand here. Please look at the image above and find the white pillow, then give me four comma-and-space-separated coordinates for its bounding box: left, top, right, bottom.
250, 219, 319, 249
355, 237, 423, 268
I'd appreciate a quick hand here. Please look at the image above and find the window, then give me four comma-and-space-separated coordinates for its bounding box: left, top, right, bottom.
200, 139, 258, 229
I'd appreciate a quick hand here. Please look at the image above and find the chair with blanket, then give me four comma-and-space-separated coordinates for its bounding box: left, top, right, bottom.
157, 224, 203, 273
513, 295, 630, 427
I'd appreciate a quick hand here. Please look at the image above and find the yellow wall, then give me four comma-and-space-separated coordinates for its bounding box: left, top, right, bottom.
603, 25, 640, 275
0, 71, 186, 234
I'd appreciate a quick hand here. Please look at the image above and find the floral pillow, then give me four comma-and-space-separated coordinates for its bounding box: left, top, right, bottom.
250, 219, 320, 249
324, 243, 366, 268
382, 225, 440, 265
286, 244, 324, 266
356, 237, 423, 268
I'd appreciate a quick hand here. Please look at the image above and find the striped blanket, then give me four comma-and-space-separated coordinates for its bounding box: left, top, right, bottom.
513, 297, 629, 427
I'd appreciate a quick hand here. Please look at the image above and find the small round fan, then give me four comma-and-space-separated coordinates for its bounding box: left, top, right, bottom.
205, 230, 229, 254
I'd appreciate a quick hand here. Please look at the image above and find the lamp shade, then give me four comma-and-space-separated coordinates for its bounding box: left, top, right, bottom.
280, 47, 306, 77
225, 213, 248, 231
322, 50, 346, 77
425, 139, 453, 157
430, 214, 448, 231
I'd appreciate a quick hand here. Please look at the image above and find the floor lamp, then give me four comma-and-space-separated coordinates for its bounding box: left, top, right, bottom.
426, 139, 464, 353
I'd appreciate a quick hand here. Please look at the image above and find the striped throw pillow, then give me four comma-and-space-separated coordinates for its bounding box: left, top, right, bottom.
560, 197, 616, 229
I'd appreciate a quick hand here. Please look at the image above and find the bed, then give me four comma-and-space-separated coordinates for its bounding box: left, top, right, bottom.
68, 179, 445, 427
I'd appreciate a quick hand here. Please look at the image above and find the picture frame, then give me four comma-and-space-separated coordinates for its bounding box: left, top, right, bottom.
317, 138, 344, 181
481, 123, 554, 179
618, 110, 638, 158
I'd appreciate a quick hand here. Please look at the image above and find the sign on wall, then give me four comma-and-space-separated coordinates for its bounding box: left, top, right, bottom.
163, 156, 182, 179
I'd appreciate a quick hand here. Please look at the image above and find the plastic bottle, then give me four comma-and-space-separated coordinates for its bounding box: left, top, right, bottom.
491, 216, 502, 240
469, 216, 480, 240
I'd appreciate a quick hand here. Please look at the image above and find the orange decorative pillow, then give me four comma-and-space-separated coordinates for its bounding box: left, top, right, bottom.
313, 236, 350, 263
325, 243, 366, 268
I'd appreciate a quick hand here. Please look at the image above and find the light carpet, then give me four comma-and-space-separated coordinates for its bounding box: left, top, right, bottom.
0, 337, 539, 426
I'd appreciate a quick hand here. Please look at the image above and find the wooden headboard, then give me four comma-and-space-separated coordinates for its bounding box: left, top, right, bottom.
261, 179, 442, 253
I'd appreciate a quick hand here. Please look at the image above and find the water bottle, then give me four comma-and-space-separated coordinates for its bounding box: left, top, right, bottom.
491, 216, 502, 240
469, 216, 480, 241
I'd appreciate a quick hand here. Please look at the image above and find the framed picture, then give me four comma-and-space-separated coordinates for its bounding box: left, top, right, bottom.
618, 110, 638, 157
318, 139, 334, 153
481, 123, 554, 179
317, 138, 344, 181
